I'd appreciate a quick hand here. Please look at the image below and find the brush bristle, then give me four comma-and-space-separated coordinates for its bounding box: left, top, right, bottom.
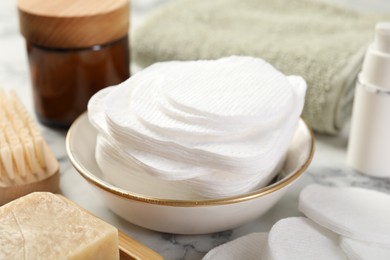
0, 90, 47, 183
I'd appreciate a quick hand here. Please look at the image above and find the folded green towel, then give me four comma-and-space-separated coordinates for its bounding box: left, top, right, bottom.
132, 0, 387, 134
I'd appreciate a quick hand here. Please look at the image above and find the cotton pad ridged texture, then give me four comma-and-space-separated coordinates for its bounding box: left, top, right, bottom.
202, 185, 390, 258
202, 232, 268, 260
299, 184, 390, 246
264, 217, 346, 260
340, 237, 390, 260
88, 56, 306, 199
157, 59, 294, 122
132, 0, 389, 134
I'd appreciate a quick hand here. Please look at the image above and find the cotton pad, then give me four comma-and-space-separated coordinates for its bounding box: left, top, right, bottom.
87, 86, 113, 134
299, 184, 390, 246
202, 232, 268, 260
158, 57, 294, 123
340, 237, 390, 260
264, 217, 346, 260
88, 83, 283, 197
186, 157, 285, 198
130, 67, 251, 143
88, 56, 307, 199
157, 90, 249, 131
96, 130, 284, 198
91, 86, 289, 197
132, 80, 231, 142
132, 62, 305, 144
95, 134, 198, 199
97, 79, 280, 179
89, 89, 210, 181
104, 63, 305, 162
156, 73, 301, 134
103, 68, 303, 178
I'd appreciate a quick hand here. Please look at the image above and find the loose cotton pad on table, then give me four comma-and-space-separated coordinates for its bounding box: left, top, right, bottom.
340, 237, 390, 260
202, 232, 268, 260
264, 217, 346, 260
299, 184, 390, 246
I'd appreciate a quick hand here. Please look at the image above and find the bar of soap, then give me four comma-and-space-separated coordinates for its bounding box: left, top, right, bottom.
0, 192, 119, 260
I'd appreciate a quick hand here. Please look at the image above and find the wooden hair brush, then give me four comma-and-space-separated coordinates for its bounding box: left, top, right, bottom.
0, 90, 59, 204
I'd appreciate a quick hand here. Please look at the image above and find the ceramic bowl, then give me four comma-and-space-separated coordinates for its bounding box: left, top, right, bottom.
66, 113, 314, 234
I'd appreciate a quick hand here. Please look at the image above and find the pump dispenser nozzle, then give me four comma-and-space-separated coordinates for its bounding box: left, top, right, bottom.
374, 22, 390, 54
361, 22, 390, 90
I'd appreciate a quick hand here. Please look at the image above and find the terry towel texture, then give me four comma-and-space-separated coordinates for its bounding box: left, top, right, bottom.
132, 0, 387, 134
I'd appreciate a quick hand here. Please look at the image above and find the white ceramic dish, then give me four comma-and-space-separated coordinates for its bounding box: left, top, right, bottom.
66, 113, 314, 234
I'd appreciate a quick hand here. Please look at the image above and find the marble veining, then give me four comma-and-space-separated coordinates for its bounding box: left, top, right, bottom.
308, 167, 390, 193
1, 0, 390, 259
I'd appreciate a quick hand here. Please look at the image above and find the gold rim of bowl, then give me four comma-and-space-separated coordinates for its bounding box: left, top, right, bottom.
66, 113, 315, 207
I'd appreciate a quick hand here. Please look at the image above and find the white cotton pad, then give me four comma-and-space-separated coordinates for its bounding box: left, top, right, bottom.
340, 237, 390, 260
88, 86, 279, 197
105, 64, 305, 163
153, 57, 294, 134
96, 131, 281, 198
132, 62, 304, 144
202, 232, 268, 260
186, 156, 285, 198
299, 184, 390, 246
131, 72, 233, 142
88, 56, 307, 198
158, 56, 294, 124
87, 86, 114, 134
264, 217, 346, 260
104, 82, 296, 187
89, 86, 211, 181
157, 90, 249, 131
95, 134, 199, 200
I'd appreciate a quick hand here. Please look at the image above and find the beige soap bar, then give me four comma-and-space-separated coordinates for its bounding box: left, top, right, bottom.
0, 192, 119, 260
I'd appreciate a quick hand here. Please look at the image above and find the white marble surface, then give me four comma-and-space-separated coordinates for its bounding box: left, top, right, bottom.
1, 0, 390, 259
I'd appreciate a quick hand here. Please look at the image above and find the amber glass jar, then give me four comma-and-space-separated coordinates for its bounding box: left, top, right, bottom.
18, 0, 130, 128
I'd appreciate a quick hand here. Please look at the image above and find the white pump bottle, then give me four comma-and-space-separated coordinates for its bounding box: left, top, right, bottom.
347, 22, 390, 177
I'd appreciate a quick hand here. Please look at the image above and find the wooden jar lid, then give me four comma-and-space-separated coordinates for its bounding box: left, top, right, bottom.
17, 0, 130, 49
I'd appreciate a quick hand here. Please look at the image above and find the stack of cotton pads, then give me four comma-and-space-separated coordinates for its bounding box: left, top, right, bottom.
88, 56, 306, 199
203, 185, 390, 259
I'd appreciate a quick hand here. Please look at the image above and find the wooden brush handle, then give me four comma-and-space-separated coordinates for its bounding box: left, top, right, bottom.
119, 231, 163, 260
